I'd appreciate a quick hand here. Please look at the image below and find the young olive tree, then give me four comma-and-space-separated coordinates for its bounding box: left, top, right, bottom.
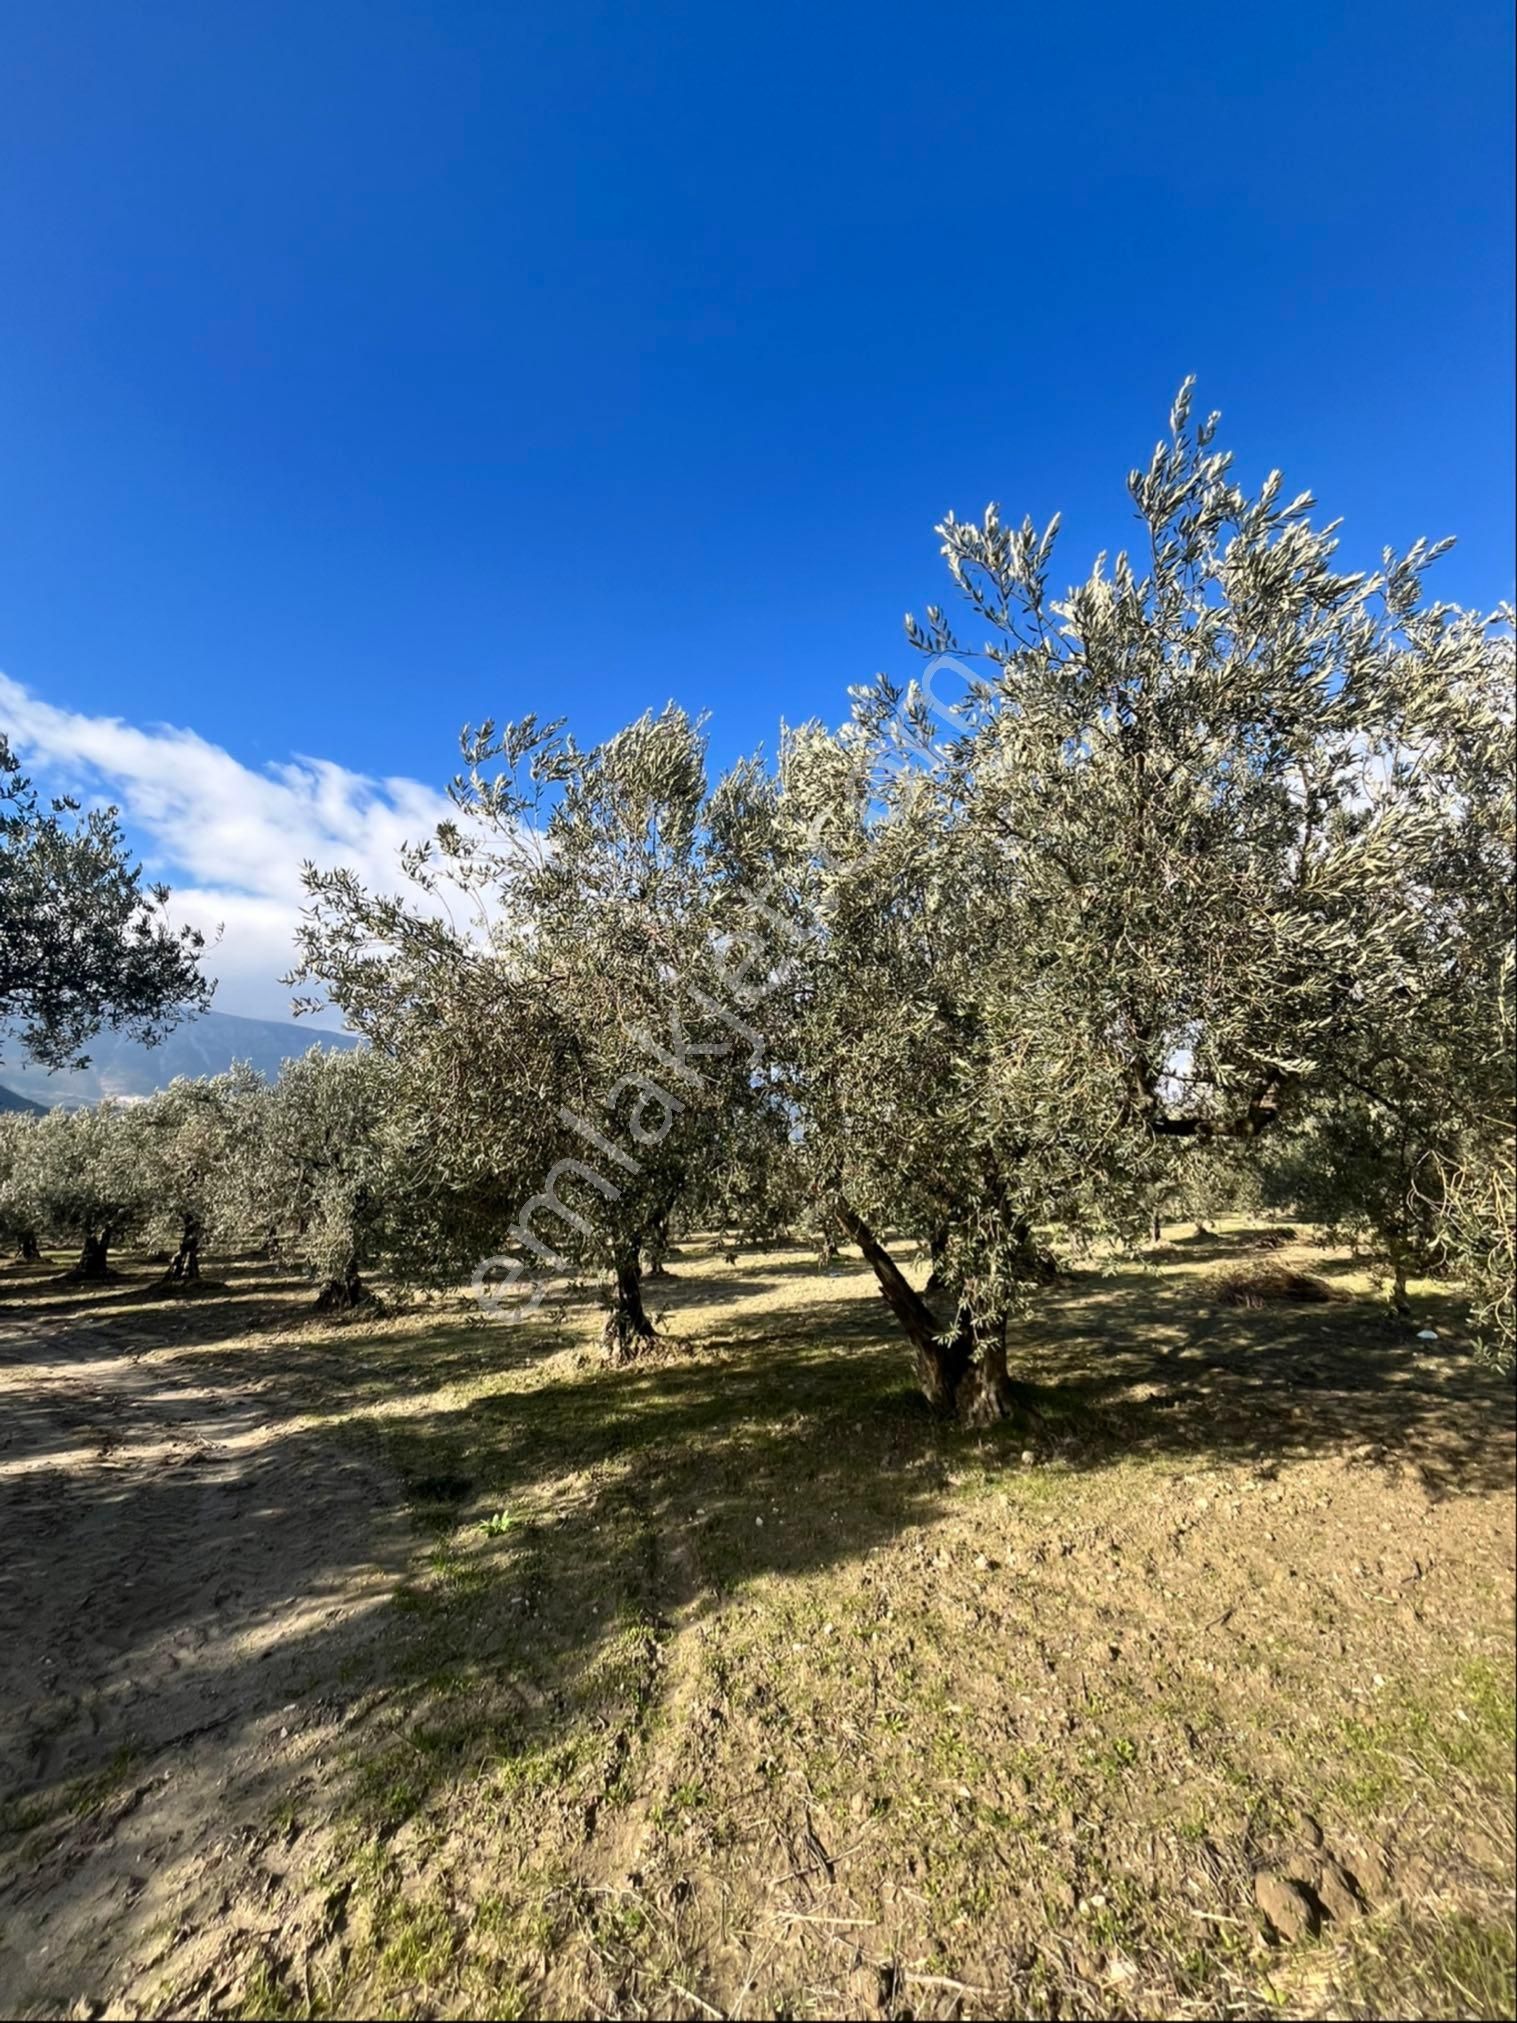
0, 1112, 43, 1260
252, 1046, 396, 1310
670, 1078, 804, 1262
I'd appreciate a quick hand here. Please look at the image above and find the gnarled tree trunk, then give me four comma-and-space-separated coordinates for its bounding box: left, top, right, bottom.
314, 1256, 371, 1312
168, 1213, 202, 1282
18, 1230, 39, 1263
602, 1244, 659, 1361
71, 1230, 115, 1281
950, 1307, 1044, 1427
835, 1200, 1042, 1427
833, 1198, 962, 1399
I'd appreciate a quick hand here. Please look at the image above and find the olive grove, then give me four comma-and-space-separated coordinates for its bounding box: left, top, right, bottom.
3, 390, 1511, 1396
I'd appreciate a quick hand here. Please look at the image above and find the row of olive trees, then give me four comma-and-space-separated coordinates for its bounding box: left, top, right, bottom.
0, 1026, 796, 1320
280, 387, 1513, 1404
0, 1048, 400, 1307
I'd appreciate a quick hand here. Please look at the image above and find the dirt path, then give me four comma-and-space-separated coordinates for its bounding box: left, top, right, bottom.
0, 1302, 407, 2019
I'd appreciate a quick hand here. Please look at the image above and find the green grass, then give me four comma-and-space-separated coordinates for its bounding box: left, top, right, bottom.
1328, 1907, 1516, 2020
294, 1235, 1514, 2016
1331, 1657, 1517, 1811
22, 1224, 1508, 2023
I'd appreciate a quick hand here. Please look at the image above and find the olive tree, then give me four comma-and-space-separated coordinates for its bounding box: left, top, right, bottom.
1264, 623, 1515, 1328
1, 736, 210, 1071
4, 1101, 148, 1279
710, 714, 1067, 1421
294, 706, 761, 1354
136, 1065, 268, 1281
251, 1046, 396, 1310
767, 385, 1511, 1417
0, 1112, 43, 1260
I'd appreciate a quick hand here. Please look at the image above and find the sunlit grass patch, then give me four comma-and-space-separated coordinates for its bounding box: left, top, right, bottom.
39, 1223, 1502, 2022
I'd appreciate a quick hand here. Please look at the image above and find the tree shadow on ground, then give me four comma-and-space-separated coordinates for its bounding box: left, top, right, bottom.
0, 1257, 590, 1387
1, 1230, 1511, 1976
646, 1274, 779, 1310
1147, 1224, 1307, 1262
0, 1258, 314, 1330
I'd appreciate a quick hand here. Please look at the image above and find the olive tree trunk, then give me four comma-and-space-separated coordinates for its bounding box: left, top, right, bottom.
602, 1244, 659, 1361
924, 1221, 951, 1296
1390, 1249, 1411, 1316
168, 1214, 202, 1282
643, 1210, 676, 1280
71, 1230, 115, 1280
314, 1256, 371, 1311
950, 1307, 1041, 1427
834, 1200, 1038, 1426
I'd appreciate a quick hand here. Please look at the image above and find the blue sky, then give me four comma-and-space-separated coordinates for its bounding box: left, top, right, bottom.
1, 0, 1512, 1017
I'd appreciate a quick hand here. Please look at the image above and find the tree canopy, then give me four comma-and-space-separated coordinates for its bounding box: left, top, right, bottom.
4, 389, 1511, 1392
0, 736, 211, 1071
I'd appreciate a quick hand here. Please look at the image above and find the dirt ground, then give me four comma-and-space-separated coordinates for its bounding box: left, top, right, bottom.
1, 1227, 1513, 2020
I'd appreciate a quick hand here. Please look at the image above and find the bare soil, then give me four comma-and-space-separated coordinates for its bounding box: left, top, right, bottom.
1, 1228, 1512, 2020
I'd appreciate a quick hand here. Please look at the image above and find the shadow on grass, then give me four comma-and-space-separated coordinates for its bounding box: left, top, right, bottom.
2, 1233, 1511, 1863
0, 1259, 314, 1332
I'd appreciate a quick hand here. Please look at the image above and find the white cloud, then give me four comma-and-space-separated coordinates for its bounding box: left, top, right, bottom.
0, 673, 458, 1025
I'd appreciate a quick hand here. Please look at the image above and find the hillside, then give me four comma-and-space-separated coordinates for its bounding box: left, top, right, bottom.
0, 1008, 358, 1108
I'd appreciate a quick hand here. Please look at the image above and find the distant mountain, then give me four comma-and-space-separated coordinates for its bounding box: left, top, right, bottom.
0, 1083, 46, 1115
0, 1009, 359, 1109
